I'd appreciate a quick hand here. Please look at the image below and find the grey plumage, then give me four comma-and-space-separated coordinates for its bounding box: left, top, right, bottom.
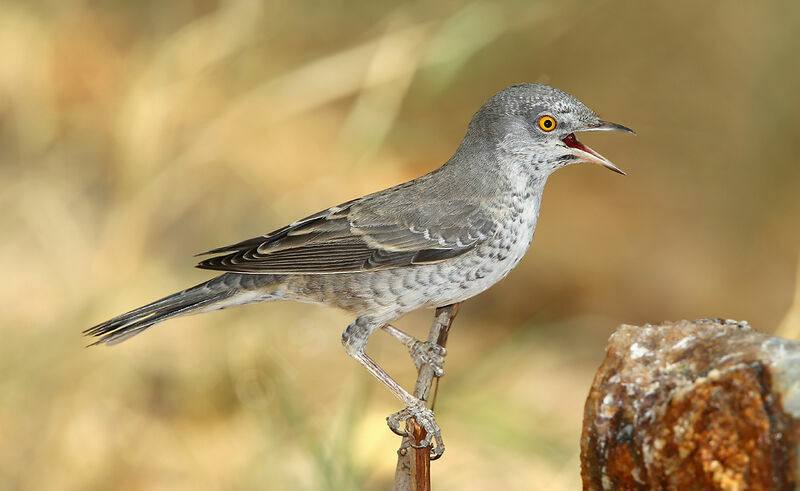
87, 83, 633, 456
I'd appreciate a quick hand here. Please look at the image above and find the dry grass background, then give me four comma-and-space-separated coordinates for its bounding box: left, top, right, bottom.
1, 1, 799, 489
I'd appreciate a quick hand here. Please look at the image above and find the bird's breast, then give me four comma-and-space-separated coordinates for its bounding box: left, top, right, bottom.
479, 189, 542, 272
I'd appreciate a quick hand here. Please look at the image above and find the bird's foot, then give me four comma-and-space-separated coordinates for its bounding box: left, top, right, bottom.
380, 325, 446, 376
408, 340, 446, 377
387, 402, 445, 459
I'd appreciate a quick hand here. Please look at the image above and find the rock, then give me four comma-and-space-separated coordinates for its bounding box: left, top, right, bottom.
581, 319, 800, 490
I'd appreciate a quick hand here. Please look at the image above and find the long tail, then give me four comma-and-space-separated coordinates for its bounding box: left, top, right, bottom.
85, 273, 263, 346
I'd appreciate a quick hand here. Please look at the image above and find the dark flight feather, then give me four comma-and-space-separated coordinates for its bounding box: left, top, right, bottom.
196, 189, 496, 274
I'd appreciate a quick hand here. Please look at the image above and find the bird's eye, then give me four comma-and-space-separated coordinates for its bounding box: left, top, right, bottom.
537, 115, 557, 132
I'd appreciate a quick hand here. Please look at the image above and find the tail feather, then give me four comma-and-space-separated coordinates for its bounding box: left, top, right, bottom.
85, 277, 237, 346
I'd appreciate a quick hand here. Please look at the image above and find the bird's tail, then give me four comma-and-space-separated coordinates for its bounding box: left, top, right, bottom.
85, 273, 262, 346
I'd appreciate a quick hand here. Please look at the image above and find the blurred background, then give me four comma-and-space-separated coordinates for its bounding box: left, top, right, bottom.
2, 0, 799, 489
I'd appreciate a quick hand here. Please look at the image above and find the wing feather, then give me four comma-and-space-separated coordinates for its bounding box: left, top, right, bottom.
196, 192, 497, 274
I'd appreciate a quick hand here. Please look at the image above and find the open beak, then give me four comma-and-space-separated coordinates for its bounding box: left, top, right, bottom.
562, 120, 634, 175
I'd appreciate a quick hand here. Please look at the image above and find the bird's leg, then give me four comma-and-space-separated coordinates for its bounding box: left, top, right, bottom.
342, 317, 444, 457
381, 324, 446, 377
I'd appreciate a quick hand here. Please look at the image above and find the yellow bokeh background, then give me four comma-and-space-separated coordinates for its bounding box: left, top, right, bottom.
2, 1, 799, 489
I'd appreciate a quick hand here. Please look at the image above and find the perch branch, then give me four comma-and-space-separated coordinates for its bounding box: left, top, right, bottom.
392, 303, 460, 491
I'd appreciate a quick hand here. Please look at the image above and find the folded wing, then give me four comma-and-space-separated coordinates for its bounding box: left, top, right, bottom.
196, 195, 496, 274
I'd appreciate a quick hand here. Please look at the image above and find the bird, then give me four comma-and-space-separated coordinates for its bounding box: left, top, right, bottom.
86, 83, 633, 458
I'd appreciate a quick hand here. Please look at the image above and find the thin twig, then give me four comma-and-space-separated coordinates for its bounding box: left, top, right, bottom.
393, 303, 460, 491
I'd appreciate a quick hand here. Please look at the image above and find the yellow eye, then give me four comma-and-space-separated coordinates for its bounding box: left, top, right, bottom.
537, 115, 557, 132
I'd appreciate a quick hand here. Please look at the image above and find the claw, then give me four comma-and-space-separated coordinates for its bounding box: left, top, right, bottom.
408, 340, 447, 376
387, 415, 409, 437
387, 402, 445, 458
409, 439, 430, 450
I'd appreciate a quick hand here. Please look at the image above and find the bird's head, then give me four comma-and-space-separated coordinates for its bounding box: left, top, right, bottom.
475, 83, 634, 175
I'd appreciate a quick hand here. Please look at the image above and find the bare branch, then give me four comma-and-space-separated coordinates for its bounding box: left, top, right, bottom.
393, 303, 460, 491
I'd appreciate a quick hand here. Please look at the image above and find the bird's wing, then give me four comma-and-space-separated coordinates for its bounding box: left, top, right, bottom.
195, 196, 497, 274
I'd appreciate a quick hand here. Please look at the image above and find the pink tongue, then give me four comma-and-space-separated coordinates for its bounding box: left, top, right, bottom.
562, 133, 599, 157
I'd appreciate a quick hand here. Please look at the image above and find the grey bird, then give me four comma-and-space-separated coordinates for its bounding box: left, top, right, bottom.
86, 83, 633, 457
